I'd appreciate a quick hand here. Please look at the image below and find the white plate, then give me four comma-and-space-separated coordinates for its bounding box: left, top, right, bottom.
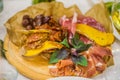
48, 76, 93, 80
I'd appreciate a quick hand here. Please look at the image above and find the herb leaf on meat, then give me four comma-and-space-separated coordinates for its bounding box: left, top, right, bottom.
49, 51, 59, 64
61, 37, 70, 48
71, 33, 84, 49
72, 55, 88, 66
49, 48, 69, 64
76, 44, 92, 53
71, 33, 91, 51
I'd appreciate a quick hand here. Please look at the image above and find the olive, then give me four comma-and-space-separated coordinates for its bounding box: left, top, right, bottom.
22, 14, 51, 29
29, 18, 33, 23
35, 14, 44, 19
35, 18, 43, 26
29, 18, 34, 26
26, 25, 33, 30
34, 14, 44, 22
43, 16, 51, 23
23, 15, 30, 19
32, 21, 37, 27
22, 19, 30, 27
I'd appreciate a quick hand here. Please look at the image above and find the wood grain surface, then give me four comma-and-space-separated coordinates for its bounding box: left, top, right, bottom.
4, 35, 53, 80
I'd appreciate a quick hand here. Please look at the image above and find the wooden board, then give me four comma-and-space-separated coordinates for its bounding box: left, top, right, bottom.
4, 35, 53, 80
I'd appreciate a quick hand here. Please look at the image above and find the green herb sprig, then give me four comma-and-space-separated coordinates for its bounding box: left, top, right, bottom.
49, 48, 69, 64
49, 33, 91, 66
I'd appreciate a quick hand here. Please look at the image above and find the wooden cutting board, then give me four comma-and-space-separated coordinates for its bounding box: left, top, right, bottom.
4, 35, 53, 80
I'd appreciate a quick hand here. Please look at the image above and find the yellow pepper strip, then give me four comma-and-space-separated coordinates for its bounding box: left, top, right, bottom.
76, 24, 114, 46
23, 41, 63, 57
19, 29, 51, 34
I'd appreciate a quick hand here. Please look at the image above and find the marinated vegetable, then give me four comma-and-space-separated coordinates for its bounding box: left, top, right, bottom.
24, 41, 63, 56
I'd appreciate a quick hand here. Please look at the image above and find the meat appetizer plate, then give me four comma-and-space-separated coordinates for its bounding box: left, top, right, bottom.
3, 0, 120, 80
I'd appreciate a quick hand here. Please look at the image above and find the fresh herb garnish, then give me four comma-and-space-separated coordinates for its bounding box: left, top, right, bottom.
76, 44, 91, 53
50, 33, 91, 66
49, 51, 59, 64
61, 37, 70, 48
49, 48, 69, 64
71, 55, 88, 66
71, 33, 86, 49
0, 40, 6, 59
71, 33, 83, 49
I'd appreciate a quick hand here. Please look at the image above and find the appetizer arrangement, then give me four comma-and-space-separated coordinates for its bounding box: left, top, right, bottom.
4, 1, 115, 79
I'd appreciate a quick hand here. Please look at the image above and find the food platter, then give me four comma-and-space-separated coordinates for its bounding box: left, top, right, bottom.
2, 0, 120, 80
4, 35, 120, 80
